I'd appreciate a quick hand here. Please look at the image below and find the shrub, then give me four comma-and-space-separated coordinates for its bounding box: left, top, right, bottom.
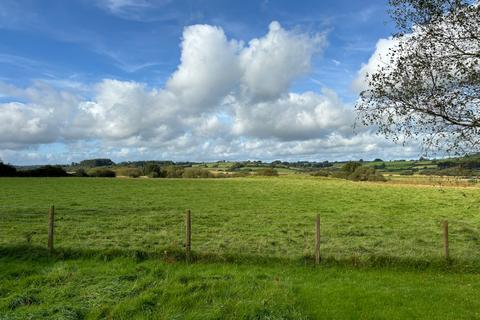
311, 169, 330, 177
116, 167, 142, 178
348, 166, 386, 182
18, 166, 68, 177
87, 168, 116, 177
182, 168, 214, 178
228, 162, 244, 171
374, 162, 386, 169
73, 168, 89, 177
331, 171, 348, 179
0, 162, 17, 177
144, 164, 167, 178
342, 161, 362, 173
255, 168, 279, 176
163, 166, 185, 178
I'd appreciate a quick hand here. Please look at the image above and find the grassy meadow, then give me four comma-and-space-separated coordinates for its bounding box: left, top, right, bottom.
1, 176, 480, 318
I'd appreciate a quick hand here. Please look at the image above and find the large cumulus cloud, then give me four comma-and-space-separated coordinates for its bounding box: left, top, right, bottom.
0, 21, 398, 163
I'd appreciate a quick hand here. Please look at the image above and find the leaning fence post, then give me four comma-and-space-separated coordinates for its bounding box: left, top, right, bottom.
48, 205, 55, 253
443, 220, 449, 260
315, 214, 320, 265
185, 209, 191, 262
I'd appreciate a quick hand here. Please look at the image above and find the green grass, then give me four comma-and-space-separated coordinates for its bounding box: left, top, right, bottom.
1, 257, 480, 319
1, 176, 480, 318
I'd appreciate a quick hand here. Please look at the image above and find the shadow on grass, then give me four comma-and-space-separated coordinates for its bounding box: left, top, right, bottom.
1, 244, 478, 274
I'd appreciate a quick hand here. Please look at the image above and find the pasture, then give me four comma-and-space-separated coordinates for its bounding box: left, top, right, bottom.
1, 176, 480, 319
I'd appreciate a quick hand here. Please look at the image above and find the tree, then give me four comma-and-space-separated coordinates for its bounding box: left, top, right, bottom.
79, 159, 115, 168
342, 161, 362, 173
356, 0, 480, 154
0, 162, 17, 177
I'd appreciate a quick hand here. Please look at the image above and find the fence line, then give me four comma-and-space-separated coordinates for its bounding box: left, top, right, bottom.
2, 206, 454, 264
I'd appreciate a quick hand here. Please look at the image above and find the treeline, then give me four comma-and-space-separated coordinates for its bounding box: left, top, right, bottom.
311, 162, 386, 182
115, 165, 278, 178
0, 163, 68, 177
437, 158, 480, 170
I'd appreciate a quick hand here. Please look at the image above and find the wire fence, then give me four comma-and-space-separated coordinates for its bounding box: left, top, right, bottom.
1, 205, 479, 266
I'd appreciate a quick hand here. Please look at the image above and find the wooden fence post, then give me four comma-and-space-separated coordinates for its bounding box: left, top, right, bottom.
443, 220, 449, 260
185, 209, 191, 261
48, 205, 55, 253
315, 214, 320, 265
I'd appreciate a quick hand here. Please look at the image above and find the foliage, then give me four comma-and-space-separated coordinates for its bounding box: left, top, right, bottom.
163, 166, 185, 178
182, 168, 214, 178
17, 166, 68, 177
79, 158, 115, 168
342, 161, 363, 173
228, 162, 245, 171
144, 163, 162, 177
421, 166, 474, 176
116, 168, 143, 178
348, 166, 387, 182
373, 162, 386, 169
0, 162, 17, 177
357, 0, 480, 153
310, 169, 330, 177
87, 168, 116, 177
73, 168, 89, 177
255, 168, 279, 176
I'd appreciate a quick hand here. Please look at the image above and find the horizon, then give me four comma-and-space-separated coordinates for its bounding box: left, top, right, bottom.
5, 155, 454, 167
1, 0, 429, 165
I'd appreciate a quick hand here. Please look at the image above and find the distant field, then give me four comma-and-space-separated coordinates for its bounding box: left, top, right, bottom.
385, 174, 479, 187
1, 176, 480, 318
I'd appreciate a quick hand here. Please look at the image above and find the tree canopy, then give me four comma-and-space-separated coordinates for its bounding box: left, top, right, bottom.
356, 0, 480, 154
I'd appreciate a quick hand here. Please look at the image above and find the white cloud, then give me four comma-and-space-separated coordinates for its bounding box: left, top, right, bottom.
351, 37, 398, 93
99, 0, 154, 13
166, 24, 242, 112
240, 21, 325, 101
232, 88, 353, 141
0, 21, 412, 164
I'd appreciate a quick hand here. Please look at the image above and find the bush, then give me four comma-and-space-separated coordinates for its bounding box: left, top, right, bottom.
163, 166, 185, 178
311, 169, 330, 177
255, 168, 279, 176
342, 161, 362, 173
116, 167, 142, 178
87, 168, 116, 177
348, 166, 386, 182
374, 162, 386, 169
73, 168, 89, 177
182, 168, 214, 178
0, 162, 17, 177
228, 162, 244, 171
425, 167, 473, 177
18, 166, 68, 177
331, 171, 348, 179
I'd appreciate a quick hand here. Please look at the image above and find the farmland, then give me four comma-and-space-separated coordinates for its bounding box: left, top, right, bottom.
1, 176, 480, 319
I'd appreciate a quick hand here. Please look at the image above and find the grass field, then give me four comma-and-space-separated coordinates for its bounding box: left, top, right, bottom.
1, 176, 480, 318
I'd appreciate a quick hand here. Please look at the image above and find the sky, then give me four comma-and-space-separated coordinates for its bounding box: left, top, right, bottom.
0, 0, 421, 165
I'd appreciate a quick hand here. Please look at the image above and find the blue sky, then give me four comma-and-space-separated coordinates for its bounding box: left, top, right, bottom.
0, 0, 419, 165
